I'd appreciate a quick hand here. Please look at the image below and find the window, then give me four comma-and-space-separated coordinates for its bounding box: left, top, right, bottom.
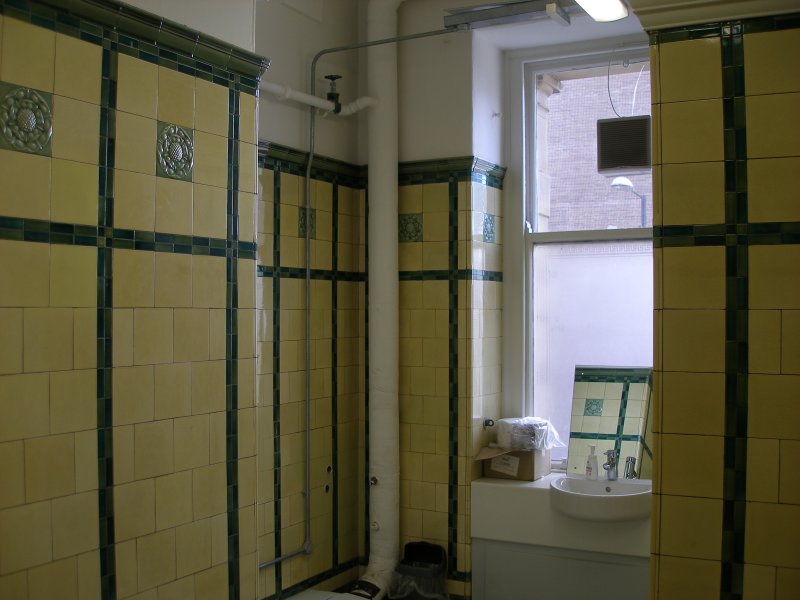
526, 54, 653, 462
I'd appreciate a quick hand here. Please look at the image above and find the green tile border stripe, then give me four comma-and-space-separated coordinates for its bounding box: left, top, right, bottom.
574, 367, 651, 383
399, 269, 503, 282
654, 223, 800, 248
720, 22, 749, 599
271, 163, 283, 591
568, 432, 644, 443
226, 87, 241, 600
256, 265, 366, 282
649, 11, 800, 45
0, 0, 270, 80
447, 177, 459, 578
258, 142, 507, 191
97, 34, 117, 600
0, 217, 258, 258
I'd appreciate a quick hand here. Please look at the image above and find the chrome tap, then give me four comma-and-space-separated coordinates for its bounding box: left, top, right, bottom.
624, 456, 638, 479
603, 449, 618, 481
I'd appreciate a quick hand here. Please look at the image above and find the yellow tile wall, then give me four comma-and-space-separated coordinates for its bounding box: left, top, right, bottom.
653, 23, 800, 600
0, 12, 260, 599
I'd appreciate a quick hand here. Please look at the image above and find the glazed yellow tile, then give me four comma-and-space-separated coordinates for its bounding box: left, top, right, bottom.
749, 245, 800, 309
50, 369, 95, 434
174, 414, 210, 471
194, 131, 228, 189
239, 259, 255, 310
239, 142, 257, 194
0, 440, 24, 509
158, 66, 195, 129
113, 248, 154, 307
776, 566, 800, 599
779, 440, 800, 504
239, 92, 257, 144
192, 463, 227, 519
23, 307, 73, 372
749, 374, 800, 439
659, 494, 722, 560
137, 528, 176, 590
422, 241, 448, 271
157, 575, 195, 600
662, 309, 725, 373
0, 150, 50, 221
115, 170, 156, 231
155, 470, 193, 530
747, 437, 779, 502
783, 310, 800, 375
154, 362, 191, 419
239, 192, 256, 242
52, 491, 98, 559
133, 308, 173, 365
24, 433, 74, 501
112, 425, 134, 485
113, 365, 154, 425
661, 99, 723, 164
191, 360, 226, 415
0, 17, 55, 91
74, 429, 98, 492
0, 309, 22, 375
117, 53, 158, 119
0, 240, 50, 306
174, 308, 210, 363
27, 557, 79, 600
115, 111, 156, 175
113, 308, 134, 367
663, 246, 724, 309
73, 307, 96, 370
175, 519, 212, 578
114, 539, 137, 598
749, 309, 781, 374
155, 252, 191, 308
0, 499, 52, 573
195, 78, 228, 137
658, 556, 720, 599
659, 38, 722, 102
155, 177, 193, 235
745, 29, 800, 96
661, 371, 724, 435
661, 433, 723, 498
50, 244, 96, 307
745, 502, 800, 568
748, 157, 800, 223
423, 183, 449, 213
661, 162, 725, 225
0, 374, 48, 443
51, 158, 98, 225
54, 33, 101, 104
192, 255, 226, 308
134, 420, 174, 479
193, 183, 227, 239
743, 563, 776, 599
52, 96, 99, 164
747, 93, 800, 159
77, 551, 101, 600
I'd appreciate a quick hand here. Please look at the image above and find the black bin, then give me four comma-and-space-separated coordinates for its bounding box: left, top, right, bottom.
387, 542, 447, 600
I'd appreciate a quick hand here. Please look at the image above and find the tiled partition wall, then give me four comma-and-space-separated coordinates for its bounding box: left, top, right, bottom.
397, 159, 504, 600
255, 144, 367, 598
254, 150, 504, 600
0, 1, 267, 599
650, 14, 800, 599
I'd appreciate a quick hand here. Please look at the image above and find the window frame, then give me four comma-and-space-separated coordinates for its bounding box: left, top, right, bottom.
501, 39, 653, 421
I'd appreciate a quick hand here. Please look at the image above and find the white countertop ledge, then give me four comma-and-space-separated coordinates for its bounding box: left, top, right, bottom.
471, 473, 651, 558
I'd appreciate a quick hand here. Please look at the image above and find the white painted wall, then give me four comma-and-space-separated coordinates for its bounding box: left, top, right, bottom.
472, 31, 503, 167
123, 0, 257, 51
256, 0, 362, 163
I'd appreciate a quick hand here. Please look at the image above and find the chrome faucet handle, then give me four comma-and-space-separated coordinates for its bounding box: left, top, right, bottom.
603, 449, 618, 465
624, 456, 638, 479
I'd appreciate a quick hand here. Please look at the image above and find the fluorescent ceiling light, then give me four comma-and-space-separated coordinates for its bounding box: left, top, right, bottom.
575, 0, 628, 22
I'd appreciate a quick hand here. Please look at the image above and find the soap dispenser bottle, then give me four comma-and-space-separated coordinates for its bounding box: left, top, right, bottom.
585, 444, 598, 480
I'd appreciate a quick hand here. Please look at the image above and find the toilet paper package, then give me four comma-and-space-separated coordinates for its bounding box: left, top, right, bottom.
496, 417, 565, 451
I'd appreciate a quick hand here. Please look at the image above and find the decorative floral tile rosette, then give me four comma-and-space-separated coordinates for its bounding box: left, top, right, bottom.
0, 86, 52, 154
157, 123, 194, 180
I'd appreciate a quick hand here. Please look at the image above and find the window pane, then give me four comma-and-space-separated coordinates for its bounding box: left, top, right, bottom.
532, 240, 653, 461
535, 64, 652, 232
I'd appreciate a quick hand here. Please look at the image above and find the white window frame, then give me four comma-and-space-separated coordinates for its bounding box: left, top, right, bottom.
501, 36, 651, 420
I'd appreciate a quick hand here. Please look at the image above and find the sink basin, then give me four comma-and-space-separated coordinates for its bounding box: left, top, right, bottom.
550, 477, 651, 522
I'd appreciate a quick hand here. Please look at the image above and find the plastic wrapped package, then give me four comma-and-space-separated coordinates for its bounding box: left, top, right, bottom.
387, 542, 447, 600
496, 417, 565, 451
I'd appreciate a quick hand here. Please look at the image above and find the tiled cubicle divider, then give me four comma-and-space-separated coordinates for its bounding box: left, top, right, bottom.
255, 148, 504, 599
651, 15, 800, 600
0, 1, 267, 599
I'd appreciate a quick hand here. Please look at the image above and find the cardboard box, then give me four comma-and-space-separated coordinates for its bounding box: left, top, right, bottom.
475, 446, 551, 481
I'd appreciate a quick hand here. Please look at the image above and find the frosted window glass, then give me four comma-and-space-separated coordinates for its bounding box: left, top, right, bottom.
532, 240, 653, 460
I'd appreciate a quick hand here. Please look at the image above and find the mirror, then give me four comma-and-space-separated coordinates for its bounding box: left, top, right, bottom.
566, 366, 653, 478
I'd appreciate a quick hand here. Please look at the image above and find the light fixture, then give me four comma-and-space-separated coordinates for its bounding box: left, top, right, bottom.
574, 0, 628, 22
610, 176, 647, 227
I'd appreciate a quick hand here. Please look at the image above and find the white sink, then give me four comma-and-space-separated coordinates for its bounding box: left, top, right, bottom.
550, 476, 651, 522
